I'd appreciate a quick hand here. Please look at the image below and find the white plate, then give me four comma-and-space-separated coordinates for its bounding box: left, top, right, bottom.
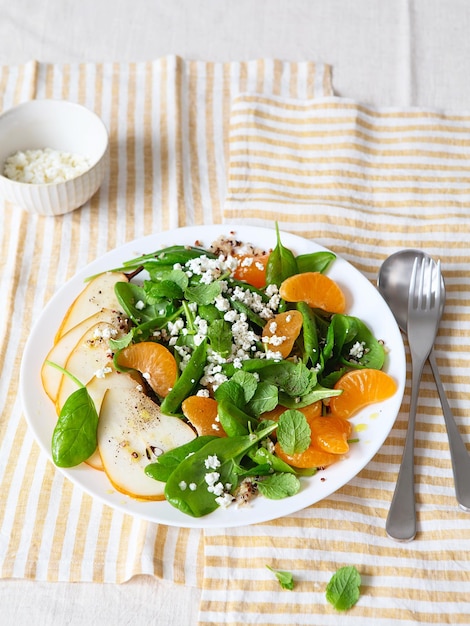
20, 225, 406, 528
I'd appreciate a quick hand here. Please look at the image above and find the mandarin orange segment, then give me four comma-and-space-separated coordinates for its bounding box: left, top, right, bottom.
115, 341, 178, 398
279, 271, 346, 314
309, 415, 352, 454
274, 440, 339, 469
233, 253, 270, 288
328, 368, 398, 419
181, 395, 226, 437
261, 310, 303, 358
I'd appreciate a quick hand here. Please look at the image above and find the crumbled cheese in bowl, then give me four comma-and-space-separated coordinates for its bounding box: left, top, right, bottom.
3, 147, 91, 184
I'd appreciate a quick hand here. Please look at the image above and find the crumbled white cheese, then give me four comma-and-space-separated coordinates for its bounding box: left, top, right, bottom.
4, 147, 91, 184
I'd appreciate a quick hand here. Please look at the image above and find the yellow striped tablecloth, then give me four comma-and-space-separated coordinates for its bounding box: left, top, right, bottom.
203, 94, 470, 624
1, 57, 470, 624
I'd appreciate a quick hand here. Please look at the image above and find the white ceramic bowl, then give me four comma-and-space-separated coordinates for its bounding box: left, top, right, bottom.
0, 99, 109, 216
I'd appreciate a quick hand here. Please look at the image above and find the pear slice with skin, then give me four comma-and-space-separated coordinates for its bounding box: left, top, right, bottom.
42, 308, 129, 403
55, 271, 129, 342
98, 387, 196, 500
84, 370, 143, 470
56, 320, 128, 412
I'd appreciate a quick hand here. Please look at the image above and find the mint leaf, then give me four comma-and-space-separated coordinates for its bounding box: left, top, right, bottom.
326, 566, 361, 611
266, 565, 295, 590
257, 472, 300, 499
277, 409, 311, 455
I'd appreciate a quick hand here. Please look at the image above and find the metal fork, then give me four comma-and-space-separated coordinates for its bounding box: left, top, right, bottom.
386, 256, 443, 541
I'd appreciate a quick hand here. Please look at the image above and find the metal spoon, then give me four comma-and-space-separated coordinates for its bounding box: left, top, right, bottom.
378, 249, 470, 514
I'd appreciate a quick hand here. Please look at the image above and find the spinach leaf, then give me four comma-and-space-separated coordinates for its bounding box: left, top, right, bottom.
217, 400, 259, 436
276, 409, 311, 455
326, 565, 361, 611
265, 222, 298, 287
145, 436, 218, 482
164, 421, 277, 517
52, 386, 98, 467
296, 251, 336, 274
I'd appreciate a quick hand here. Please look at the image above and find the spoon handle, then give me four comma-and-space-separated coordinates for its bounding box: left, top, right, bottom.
428, 348, 470, 510
386, 358, 424, 542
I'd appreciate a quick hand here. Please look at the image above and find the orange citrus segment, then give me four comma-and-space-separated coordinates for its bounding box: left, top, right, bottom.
181, 395, 226, 437
274, 440, 339, 469
279, 272, 346, 314
328, 368, 398, 419
261, 310, 303, 358
115, 341, 178, 398
309, 415, 352, 454
233, 253, 270, 288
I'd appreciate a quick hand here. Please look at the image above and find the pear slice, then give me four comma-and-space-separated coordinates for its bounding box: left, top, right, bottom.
56, 320, 128, 411
84, 370, 143, 470
42, 308, 129, 402
55, 271, 129, 341
98, 387, 196, 500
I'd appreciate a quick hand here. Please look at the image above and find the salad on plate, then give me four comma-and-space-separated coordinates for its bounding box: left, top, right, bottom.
39, 225, 399, 519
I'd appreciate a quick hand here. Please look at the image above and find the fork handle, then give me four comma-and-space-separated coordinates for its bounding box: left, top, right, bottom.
428, 348, 470, 510
386, 356, 425, 541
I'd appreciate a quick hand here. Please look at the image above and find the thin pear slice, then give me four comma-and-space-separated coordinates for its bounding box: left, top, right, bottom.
84, 370, 143, 470
98, 387, 196, 500
55, 271, 128, 341
56, 320, 128, 412
42, 308, 129, 402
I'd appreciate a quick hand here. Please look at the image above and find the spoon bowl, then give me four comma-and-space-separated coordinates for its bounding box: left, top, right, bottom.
378, 249, 445, 331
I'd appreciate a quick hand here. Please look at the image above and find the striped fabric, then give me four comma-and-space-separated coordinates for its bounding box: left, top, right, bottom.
0, 57, 331, 587
199, 95, 470, 624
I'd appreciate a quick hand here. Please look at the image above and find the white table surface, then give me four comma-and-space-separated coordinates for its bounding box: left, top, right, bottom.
2, 1, 470, 624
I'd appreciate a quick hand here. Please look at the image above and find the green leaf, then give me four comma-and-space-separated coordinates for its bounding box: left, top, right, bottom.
214, 380, 246, 409
326, 565, 361, 611
145, 436, 218, 482
52, 387, 98, 468
265, 222, 298, 287
257, 473, 300, 499
259, 361, 312, 397
296, 251, 336, 274
266, 565, 295, 590
231, 370, 259, 404
184, 282, 221, 306
276, 410, 311, 455
246, 382, 278, 415
207, 318, 233, 357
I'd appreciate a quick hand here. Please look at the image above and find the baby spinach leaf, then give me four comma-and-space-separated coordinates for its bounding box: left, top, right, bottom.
278, 384, 341, 408
164, 421, 277, 517
296, 251, 336, 274
148, 279, 184, 300
217, 400, 259, 437
52, 386, 98, 468
276, 410, 311, 455
257, 473, 301, 499
265, 222, 298, 287
326, 565, 361, 611
145, 436, 218, 482
249, 446, 296, 474
266, 565, 295, 590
